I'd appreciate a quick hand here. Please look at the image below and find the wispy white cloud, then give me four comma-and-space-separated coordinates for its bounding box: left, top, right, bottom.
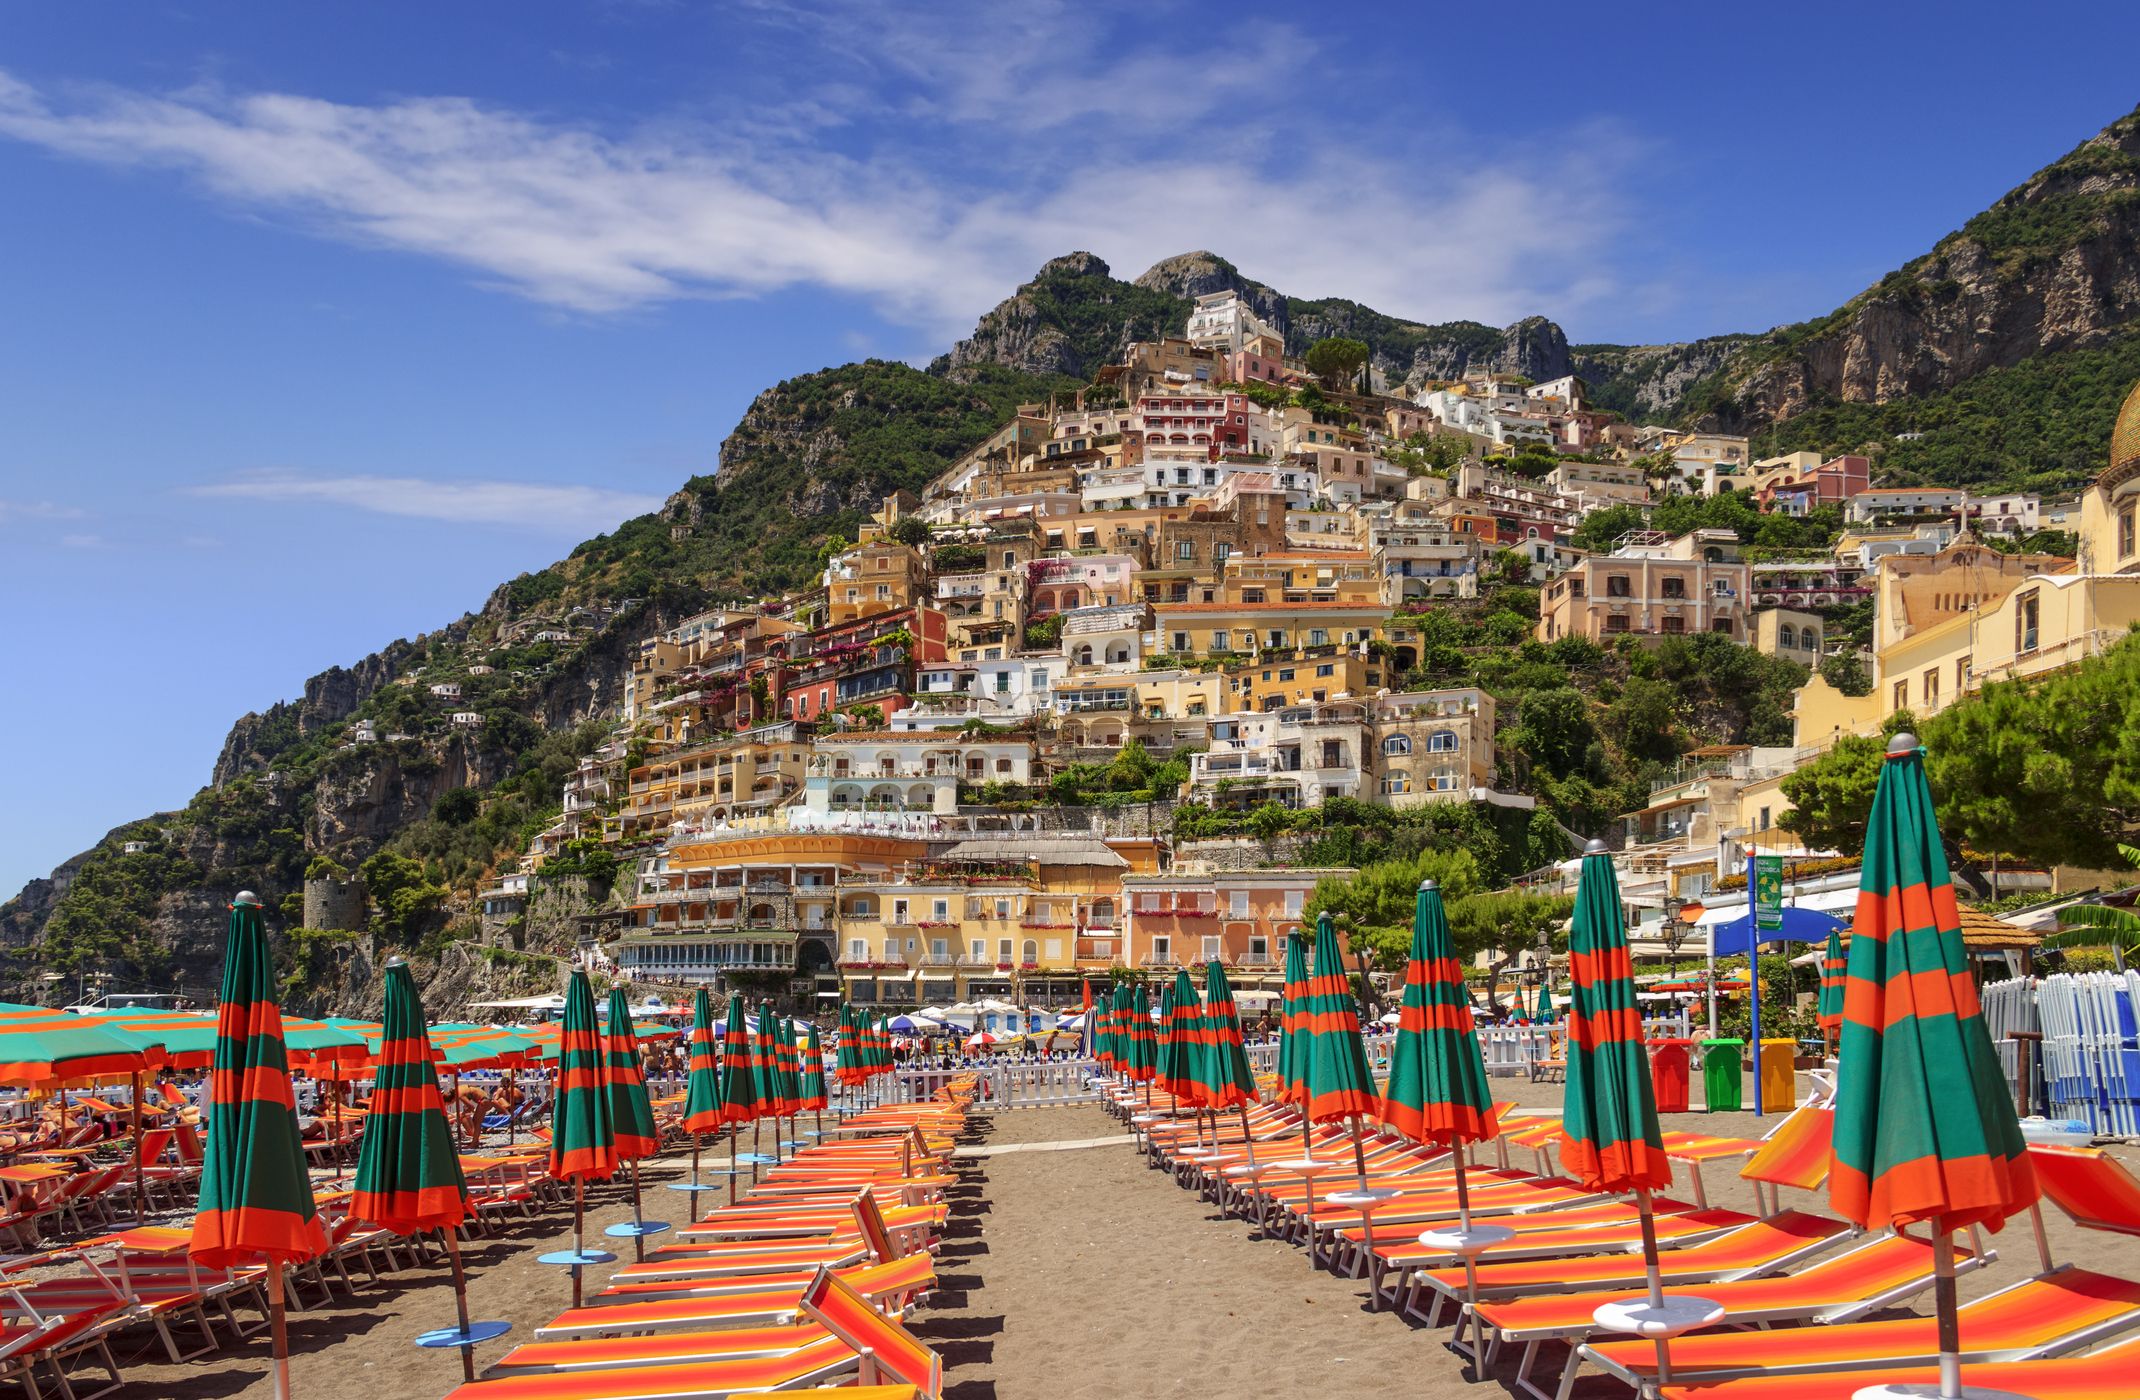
58, 534, 104, 548
0, 8, 1640, 338
0, 499, 88, 522
188, 473, 664, 532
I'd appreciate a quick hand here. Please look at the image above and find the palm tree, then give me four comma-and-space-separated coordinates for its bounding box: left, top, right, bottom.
2040, 905, 2140, 973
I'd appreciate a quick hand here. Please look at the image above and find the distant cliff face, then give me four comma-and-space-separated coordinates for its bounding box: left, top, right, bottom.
938, 252, 1192, 379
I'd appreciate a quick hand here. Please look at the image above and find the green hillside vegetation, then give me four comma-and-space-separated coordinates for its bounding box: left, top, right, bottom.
1739, 330, 2140, 493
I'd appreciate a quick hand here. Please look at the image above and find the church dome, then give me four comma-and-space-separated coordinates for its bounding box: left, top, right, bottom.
2111, 377, 2140, 489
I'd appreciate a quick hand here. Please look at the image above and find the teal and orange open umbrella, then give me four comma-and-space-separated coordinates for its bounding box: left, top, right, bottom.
1832, 733, 2037, 1399
351, 957, 499, 1382
1562, 841, 1710, 1382
189, 894, 328, 1400
546, 971, 617, 1306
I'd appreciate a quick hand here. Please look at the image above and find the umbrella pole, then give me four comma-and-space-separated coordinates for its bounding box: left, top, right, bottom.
1934, 1229, 1962, 1400
571, 1176, 586, 1308
727, 1124, 739, 1206
1299, 1111, 1318, 1271
131, 1071, 145, 1226
689, 1136, 701, 1225
1453, 1146, 1482, 1326
443, 1226, 478, 1384
333, 1067, 344, 1183
628, 1159, 647, 1263
1635, 1188, 1673, 1385
1347, 1115, 1370, 1195
267, 1258, 292, 1400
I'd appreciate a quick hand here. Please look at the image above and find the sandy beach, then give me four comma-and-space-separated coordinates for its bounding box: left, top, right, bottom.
76, 1084, 2140, 1400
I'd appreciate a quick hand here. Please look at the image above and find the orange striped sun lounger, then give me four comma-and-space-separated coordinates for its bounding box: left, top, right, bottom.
1579, 1266, 2140, 1391
1480, 1230, 1994, 1400
596, 1241, 872, 1297
0, 1295, 127, 1400
542, 1255, 936, 1341
1401, 1209, 1854, 1325
1654, 1332, 2140, 1400
486, 1324, 845, 1377
1344, 1198, 1757, 1296
1734, 1104, 1833, 1215
442, 1334, 863, 1397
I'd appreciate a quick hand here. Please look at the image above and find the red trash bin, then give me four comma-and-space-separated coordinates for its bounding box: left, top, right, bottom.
1649, 1038, 1696, 1113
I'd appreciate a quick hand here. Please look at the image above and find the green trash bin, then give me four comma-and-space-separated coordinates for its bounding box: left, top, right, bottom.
1700, 1038, 1745, 1113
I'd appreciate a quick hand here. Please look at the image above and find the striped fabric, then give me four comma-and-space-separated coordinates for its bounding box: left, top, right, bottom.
1559, 849, 1673, 1194
1818, 925, 1847, 1036
1381, 883, 1499, 1146
602, 989, 661, 1160
1300, 914, 1377, 1123
547, 971, 618, 1183
716, 994, 757, 1127
1831, 740, 2037, 1234
1196, 961, 1259, 1111
776, 1014, 802, 1115
681, 988, 726, 1135
1124, 984, 1157, 1085
1157, 973, 1201, 1101
799, 1023, 829, 1112
834, 1005, 866, 1088
1095, 984, 1119, 1070
350, 959, 471, 1234
190, 899, 330, 1268
1277, 923, 1311, 1108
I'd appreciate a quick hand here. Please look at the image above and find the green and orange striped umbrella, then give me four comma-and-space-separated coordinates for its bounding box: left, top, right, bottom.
1560, 842, 1672, 1194
350, 959, 470, 1234
547, 971, 618, 1183
681, 989, 726, 1135
1124, 984, 1157, 1085
1817, 923, 1848, 1041
1299, 913, 1377, 1124
1382, 880, 1500, 1147
1159, 971, 1203, 1102
1195, 962, 1259, 1111
750, 1004, 785, 1117
1092, 988, 1116, 1070
799, 1023, 829, 1113
715, 994, 757, 1127
1831, 734, 2036, 1236
601, 989, 660, 1160
190, 895, 329, 1269
834, 1006, 866, 1088
777, 1014, 803, 1115
1277, 923, 1312, 1109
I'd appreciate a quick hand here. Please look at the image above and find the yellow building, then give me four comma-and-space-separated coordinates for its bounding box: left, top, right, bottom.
1793, 378, 2140, 748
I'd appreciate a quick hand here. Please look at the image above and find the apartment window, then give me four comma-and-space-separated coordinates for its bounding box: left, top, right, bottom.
1231, 890, 1250, 916
892, 899, 909, 924
1201, 934, 1222, 960
851, 898, 872, 916
1757, 806, 1771, 831
996, 898, 1011, 919
1957, 656, 1972, 690
1177, 542, 1194, 560
1003, 552, 1016, 568
999, 938, 1014, 961
2122, 507, 2136, 559
1242, 589, 1265, 604
1309, 628, 1329, 646
968, 939, 983, 959
1923, 668, 1941, 708
1711, 617, 1733, 635
1214, 543, 1231, 562
848, 938, 867, 960
1279, 668, 1295, 681
1661, 576, 1687, 599
1268, 629, 1287, 647
1894, 680, 1909, 710
1605, 615, 1630, 633
1606, 575, 1631, 597
1569, 578, 1584, 598
1661, 616, 1685, 635
1382, 771, 1411, 794
996, 670, 1011, 693
932, 899, 949, 923
1427, 730, 1457, 752
1173, 631, 1190, 652
876, 584, 890, 599
1383, 735, 1412, 755
1152, 936, 1171, 961
1284, 890, 1304, 918
1317, 663, 1334, 677
1211, 630, 1230, 652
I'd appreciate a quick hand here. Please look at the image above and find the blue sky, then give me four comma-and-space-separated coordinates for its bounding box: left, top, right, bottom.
3, 1, 2137, 896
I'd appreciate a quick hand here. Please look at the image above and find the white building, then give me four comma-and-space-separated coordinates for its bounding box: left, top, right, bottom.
804, 736, 1038, 813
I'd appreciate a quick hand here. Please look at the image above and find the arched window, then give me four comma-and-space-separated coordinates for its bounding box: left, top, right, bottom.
1106, 642, 1130, 664
1428, 765, 1459, 791
1427, 730, 1458, 753
1803, 628, 1820, 650
1778, 623, 1796, 648
1090, 899, 1115, 926
1382, 771, 1410, 794
1022, 939, 1038, 964
1382, 735, 1412, 756
1076, 644, 1094, 667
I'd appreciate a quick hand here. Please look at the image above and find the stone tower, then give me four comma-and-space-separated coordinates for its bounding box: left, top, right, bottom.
302, 877, 366, 932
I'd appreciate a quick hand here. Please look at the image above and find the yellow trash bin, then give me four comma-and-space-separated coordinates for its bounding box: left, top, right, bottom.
1758, 1038, 1797, 1111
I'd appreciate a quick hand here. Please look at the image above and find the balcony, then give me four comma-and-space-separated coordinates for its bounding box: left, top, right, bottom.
1140, 954, 1182, 968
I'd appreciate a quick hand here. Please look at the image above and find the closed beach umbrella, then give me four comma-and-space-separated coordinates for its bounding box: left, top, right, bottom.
778, 1016, 803, 1114
1299, 912, 1380, 1193
750, 1004, 783, 1118
1817, 923, 1848, 1046
1381, 880, 1500, 1148
681, 989, 725, 1135
1159, 970, 1202, 1102
1197, 962, 1259, 1113
1533, 980, 1554, 1025
1092, 987, 1116, 1071
1126, 984, 1158, 1086
834, 1005, 866, 1089
351, 957, 494, 1382
189, 894, 328, 1400
1277, 923, 1312, 1109
602, 988, 663, 1250
1381, 880, 1502, 1325
548, 971, 616, 1305
1831, 734, 2037, 1400
800, 1023, 828, 1113
1562, 841, 1701, 1382
715, 995, 756, 1125
602, 989, 660, 1160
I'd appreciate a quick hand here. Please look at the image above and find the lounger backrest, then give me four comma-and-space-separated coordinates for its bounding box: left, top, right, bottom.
799, 1264, 942, 1398
173, 1125, 203, 1165
842, 1251, 937, 1305
1740, 1106, 1831, 1191
134, 1129, 174, 1169
2028, 1144, 2140, 1238
851, 1188, 898, 1264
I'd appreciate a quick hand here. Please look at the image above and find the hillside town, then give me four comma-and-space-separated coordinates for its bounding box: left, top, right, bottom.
337, 297, 2138, 1013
